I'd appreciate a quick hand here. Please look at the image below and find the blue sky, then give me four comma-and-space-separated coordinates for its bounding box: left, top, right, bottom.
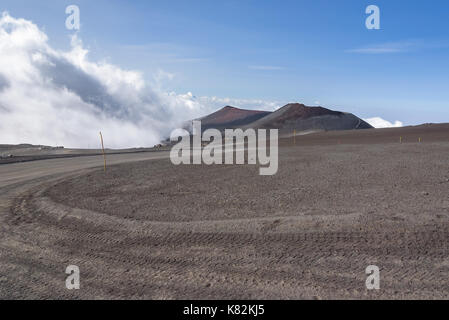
2, 0, 449, 125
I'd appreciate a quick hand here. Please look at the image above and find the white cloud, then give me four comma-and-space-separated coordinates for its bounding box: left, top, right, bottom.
195, 96, 281, 112
346, 40, 413, 54
249, 65, 284, 71
0, 13, 219, 148
346, 47, 403, 54
347, 39, 449, 54
363, 117, 403, 128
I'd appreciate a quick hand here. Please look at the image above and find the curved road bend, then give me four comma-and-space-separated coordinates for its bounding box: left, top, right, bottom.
0, 151, 170, 232
0, 151, 170, 188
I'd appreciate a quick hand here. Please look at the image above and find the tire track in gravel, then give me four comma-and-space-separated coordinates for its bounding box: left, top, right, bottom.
3, 183, 448, 299
1, 143, 449, 299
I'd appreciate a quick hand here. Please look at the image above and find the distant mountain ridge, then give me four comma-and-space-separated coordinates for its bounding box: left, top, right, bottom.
244, 103, 373, 133
191, 103, 373, 134
197, 106, 271, 130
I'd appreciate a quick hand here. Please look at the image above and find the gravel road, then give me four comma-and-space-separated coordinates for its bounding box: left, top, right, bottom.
0, 128, 448, 299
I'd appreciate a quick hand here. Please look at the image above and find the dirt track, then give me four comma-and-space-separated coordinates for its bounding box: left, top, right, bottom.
0, 126, 448, 299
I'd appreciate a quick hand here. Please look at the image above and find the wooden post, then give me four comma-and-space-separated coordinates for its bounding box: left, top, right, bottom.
400, 136, 402, 143
293, 129, 296, 145
99, 131, 106, 172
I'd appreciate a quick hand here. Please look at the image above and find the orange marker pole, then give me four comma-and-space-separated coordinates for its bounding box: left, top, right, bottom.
99, 131, 106, 172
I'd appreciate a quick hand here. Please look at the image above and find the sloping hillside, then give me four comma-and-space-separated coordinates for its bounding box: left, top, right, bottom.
245, 103, 373, 133
197, 106, 271, 130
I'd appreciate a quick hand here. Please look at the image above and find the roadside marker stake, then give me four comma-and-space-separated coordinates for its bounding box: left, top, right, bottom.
293, 129, 296, 145
419, 137, 421, 143
99, 131, 106, 172
400, 136, 402, 143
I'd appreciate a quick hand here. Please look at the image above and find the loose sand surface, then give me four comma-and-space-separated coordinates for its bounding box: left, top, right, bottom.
0, 125, 448, 299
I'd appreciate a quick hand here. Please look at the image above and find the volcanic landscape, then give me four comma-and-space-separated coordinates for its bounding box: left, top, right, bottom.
0, 104, 448, 299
